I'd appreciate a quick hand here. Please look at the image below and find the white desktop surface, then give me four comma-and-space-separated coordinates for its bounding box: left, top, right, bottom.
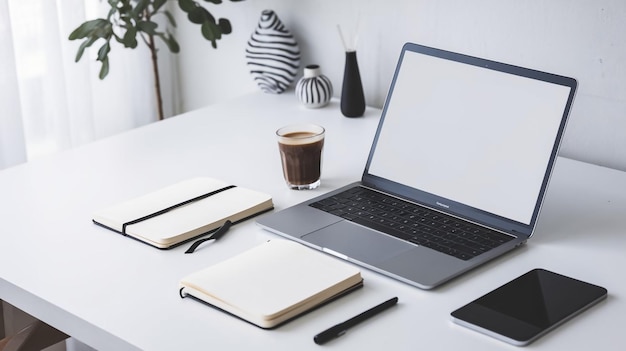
0, 92, 624, 350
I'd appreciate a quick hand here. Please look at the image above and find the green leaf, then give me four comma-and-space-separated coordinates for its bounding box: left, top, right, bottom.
162, 10, 177, 27
188, 7, 214, 24
118, 0, 132, 13
178, 0, 197, 12
168, 37, 180, 53
75, 36, 97, 62
131, 0, 150, 18
120, 17, 133, 29
137, 20, 158, 35
218, 18, 232, 35
159, 32, 180, 53
201, 21, 221, 47
101, 22, 114, 39
107, 6, 117, 20
99, 56, 110, 80
68, 19, 109, 40
153, 0, 167, 11
187, 9, 204, 24
203, 0, 223, 4
122, 26, 138, 48
97, 41, 111, 61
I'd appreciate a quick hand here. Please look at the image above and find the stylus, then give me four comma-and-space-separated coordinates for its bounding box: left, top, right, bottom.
313, 297, 398, 345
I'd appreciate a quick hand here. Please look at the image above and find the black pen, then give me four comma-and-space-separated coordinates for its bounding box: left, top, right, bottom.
314, 297, 398, 345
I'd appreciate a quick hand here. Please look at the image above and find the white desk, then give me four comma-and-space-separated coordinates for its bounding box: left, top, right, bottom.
1, 92, 624, 350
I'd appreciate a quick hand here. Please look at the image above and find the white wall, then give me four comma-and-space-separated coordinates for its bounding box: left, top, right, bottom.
171, 0, 626, 171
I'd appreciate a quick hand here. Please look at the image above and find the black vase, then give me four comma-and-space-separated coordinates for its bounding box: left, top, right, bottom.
340, 51, 365, 117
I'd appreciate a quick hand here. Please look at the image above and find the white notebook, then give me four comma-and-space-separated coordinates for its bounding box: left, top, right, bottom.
179, 240, 363, 328
92, 177, 273, 249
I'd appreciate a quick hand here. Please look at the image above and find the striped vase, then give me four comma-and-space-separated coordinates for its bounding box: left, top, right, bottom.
295, 65, 333, 108
246, 10, 300, 94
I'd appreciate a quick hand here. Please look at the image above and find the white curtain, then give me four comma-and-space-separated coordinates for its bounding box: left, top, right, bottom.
0, 0, 174, 170
0, 0, 26, 168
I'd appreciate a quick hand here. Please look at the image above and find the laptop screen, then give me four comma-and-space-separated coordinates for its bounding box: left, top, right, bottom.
365, 44, 576, 232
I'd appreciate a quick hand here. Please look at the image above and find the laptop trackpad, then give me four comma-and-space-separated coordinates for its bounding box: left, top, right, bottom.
302, 221, 413, 265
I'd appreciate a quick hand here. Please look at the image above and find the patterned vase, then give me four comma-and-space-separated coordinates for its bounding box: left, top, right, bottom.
295, 65, 333, 108
246, 10, 301, 94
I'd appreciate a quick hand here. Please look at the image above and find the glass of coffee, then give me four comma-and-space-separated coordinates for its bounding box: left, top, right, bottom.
276, 124, 325, 190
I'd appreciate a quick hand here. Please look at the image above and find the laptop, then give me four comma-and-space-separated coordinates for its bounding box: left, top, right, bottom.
257, 42, 577, 289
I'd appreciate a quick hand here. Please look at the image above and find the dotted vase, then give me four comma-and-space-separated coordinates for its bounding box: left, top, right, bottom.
245, 10, 301, 94
295, 65, 333, 108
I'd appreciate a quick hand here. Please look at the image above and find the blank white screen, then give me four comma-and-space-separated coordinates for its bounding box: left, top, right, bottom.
368, 52, 571, 224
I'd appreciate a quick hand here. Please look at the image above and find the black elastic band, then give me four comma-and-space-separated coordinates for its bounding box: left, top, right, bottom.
121, 185, 236, 235
184, 220, 233, 254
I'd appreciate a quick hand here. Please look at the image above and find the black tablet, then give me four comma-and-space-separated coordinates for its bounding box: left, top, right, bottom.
451, 268, 607, 346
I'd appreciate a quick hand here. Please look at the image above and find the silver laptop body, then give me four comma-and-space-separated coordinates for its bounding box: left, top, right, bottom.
257, 42, 577, 289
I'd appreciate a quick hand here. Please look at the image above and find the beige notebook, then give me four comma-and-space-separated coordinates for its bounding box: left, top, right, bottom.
179, 240, 363, 328
92, 177, 273, 249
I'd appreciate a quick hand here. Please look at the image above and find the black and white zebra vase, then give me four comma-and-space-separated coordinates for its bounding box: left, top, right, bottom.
246, 10, 300, 94
295, 65, 333, 108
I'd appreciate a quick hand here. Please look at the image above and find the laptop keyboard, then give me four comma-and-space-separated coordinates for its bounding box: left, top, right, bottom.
309, 187, 514, 261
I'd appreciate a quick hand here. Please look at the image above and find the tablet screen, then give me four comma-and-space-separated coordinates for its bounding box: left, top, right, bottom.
451, 269, 607, 345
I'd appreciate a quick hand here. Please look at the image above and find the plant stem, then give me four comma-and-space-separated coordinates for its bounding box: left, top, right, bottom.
146, 10, 164, 121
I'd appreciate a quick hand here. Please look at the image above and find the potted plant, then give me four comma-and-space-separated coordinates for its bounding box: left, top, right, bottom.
69, 0, 244, 121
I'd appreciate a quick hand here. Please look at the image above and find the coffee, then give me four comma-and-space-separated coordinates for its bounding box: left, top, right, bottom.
276, 125, 325, 190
